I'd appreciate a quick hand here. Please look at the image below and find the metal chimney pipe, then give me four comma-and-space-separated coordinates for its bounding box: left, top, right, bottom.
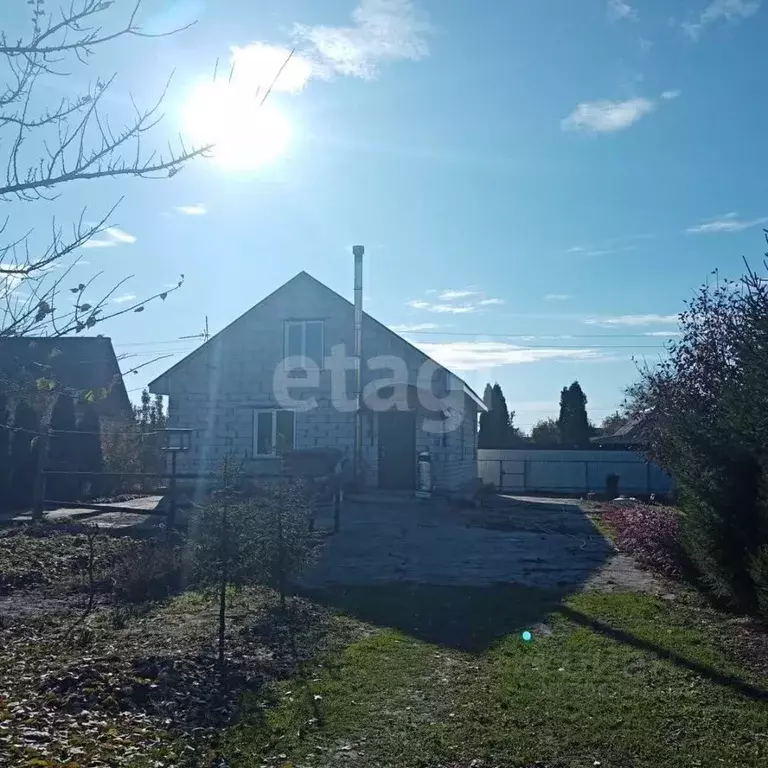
352, 245, 364, 485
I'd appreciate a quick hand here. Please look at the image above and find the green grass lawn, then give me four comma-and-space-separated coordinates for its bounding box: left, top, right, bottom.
221, 588, 768, 768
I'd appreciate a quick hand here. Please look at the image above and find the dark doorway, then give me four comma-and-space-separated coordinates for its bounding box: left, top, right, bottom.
378, 410, 416, 490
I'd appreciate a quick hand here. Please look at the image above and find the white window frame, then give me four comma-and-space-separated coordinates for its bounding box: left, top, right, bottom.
284, 320, 325, 368
252, 409, 296, 457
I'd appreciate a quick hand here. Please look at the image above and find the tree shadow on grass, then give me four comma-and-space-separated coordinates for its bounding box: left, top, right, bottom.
302, 583, 768, 702
560, 605, 768, 703
300, 582, 569, 653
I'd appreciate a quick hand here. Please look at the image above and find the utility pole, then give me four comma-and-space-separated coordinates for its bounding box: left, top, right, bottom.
352, 245, 364, 487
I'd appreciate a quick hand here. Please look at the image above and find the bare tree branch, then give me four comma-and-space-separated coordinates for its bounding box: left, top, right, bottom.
0, 0, 211, 339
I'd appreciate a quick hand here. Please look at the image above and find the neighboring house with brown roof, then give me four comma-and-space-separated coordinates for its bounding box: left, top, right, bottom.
149, 272, 486, 493
0, 336, 132, 421
590, 414, 650, 449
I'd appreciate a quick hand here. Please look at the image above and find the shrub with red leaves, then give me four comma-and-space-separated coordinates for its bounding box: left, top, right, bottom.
602, 502, 688, 579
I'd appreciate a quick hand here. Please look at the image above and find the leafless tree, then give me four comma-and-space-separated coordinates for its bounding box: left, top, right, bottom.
0, 0, 212, 338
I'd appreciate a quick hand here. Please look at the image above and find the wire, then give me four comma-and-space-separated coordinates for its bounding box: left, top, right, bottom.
118, 350, 195, 360
111, 333, 675, 347
113, 338, 205, 347
0, 422, 166, 437
399, 330, 676, 340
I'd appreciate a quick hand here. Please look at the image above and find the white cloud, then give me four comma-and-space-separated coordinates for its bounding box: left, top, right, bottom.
545, 294, 571, 301
439, 289, 479, 301
390, 322, 439, 333
409, 288, 504, 313
683, 0, 760, 39
562, 97, 656, 133
230, 42, 314, 93
644, 330, 683, 337
661, 89, 681, 100
408, 300, 476, 314
686, 212, 768, 233
566, 246, 585, 254
82, 239, 117, 249
104, 227, 136, 244
607, 0, 637, 22
226, 1, 429, 101
174, 203, 207, 216
585, 313, 679, 327
82, 227, 136, 248
415, 341, 607, 371
112, 293, 137, 304
0, 263, 24, 293
293, 0, 430, 81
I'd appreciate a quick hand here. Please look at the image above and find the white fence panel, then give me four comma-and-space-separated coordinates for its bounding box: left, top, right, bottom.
478, 449, 673, 495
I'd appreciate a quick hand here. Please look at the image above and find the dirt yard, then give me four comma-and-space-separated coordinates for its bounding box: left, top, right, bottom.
2, 495, 766, 768
302, 494, 661, 593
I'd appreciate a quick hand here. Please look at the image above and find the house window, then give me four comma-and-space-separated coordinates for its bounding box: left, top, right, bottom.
253, 409, 295, 456
284, 320, 324, 366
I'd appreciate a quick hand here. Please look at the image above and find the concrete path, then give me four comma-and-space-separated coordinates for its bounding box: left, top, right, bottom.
9, 496, 166, 531
303, 495, 651, 591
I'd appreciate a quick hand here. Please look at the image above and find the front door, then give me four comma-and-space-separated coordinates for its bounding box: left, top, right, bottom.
378, 410, 417, 490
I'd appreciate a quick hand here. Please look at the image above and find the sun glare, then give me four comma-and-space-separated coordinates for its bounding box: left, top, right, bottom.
181, 79, 293, 171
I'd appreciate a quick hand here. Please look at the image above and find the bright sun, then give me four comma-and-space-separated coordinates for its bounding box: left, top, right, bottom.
181, 80, 293, 171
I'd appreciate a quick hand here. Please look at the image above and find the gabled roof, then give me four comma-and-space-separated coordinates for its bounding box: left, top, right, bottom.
0, 336, 132, 418
149, 271, 487, 411
591, 414, 649, 446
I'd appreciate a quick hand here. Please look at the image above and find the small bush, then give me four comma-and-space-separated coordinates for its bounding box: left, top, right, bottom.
110, 541, 183, 603
677, 455, 768, 613
602, 502, 689, 579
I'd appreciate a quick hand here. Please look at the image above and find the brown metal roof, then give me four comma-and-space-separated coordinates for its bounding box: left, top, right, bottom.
0, 336, 132, 419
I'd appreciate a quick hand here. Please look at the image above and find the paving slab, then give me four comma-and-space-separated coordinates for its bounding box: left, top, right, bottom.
9, 496, 167, 531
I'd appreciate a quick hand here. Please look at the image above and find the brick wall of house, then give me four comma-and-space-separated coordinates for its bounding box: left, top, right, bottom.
157, 274, 478, 488
413, 400, 478, 493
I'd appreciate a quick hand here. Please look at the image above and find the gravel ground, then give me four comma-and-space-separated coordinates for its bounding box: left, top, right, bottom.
302, 495, 661, 593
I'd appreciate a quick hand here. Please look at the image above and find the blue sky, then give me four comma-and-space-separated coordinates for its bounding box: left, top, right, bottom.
10, 0, 768, 431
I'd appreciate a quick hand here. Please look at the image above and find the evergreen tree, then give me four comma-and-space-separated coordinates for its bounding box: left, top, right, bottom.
153, 393, 166, 428
491, 383, 511, 447
10, 401, 39, 509
478, 383, 523, 448
557, 381, 591, 447
132, 389, 168, 475
482, 383, 493, 409
478, 383, 493, 448
77, 405, 103, 498
137, 388, 151, 426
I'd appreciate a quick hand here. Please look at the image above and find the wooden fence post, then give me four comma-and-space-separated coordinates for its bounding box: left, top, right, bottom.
32, 429, 49, 521
333, 490, 340, 533
168, 451, 177, 528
